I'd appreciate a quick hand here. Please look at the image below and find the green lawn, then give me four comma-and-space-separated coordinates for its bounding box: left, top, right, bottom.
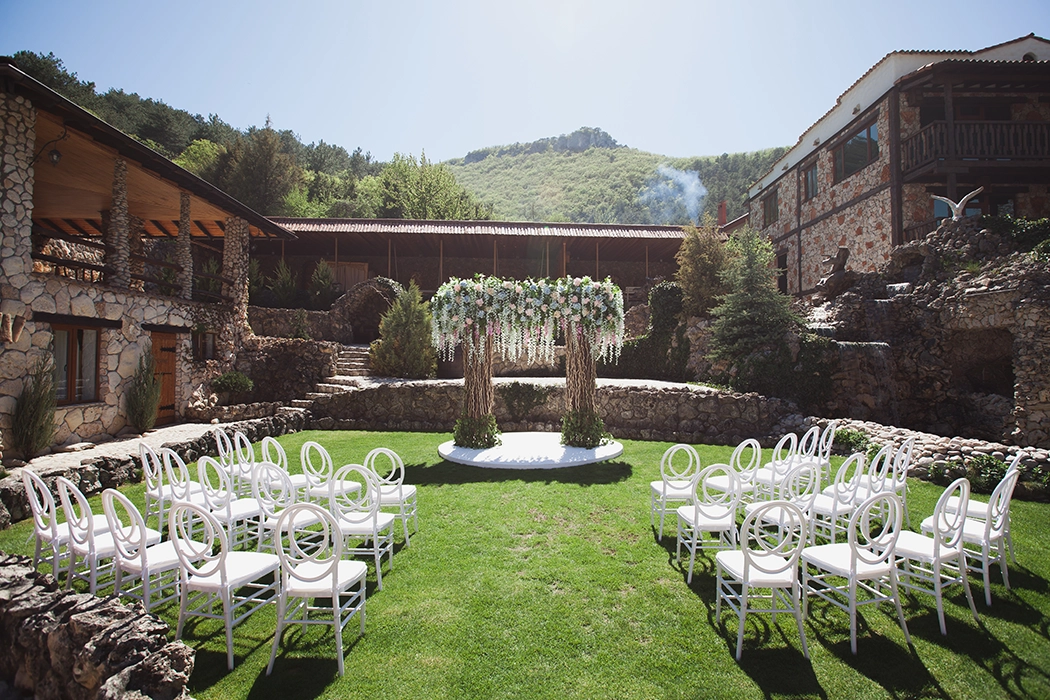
2, 430, 1048, 699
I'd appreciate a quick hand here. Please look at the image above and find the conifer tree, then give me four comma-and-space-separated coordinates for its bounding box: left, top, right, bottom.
369, 281, 437, 379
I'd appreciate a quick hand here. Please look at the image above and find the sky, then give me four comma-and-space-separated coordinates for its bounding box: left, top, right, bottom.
1, 0, 1048, 163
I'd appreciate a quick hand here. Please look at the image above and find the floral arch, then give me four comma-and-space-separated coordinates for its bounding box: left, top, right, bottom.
431, 275, 625, 448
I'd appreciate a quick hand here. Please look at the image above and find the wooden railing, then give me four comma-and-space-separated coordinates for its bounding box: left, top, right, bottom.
902, 120, 1050, 173
902, 218, 939, 244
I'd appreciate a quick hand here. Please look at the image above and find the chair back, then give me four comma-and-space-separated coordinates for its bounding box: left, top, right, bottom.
275, 502, 343, 584
818, 421, 839, 466
797, 426, 820, 462
365, 447, 405, 490
864, 443, 895, 492
301, 441, 334, 490
659, 444, 700, 486
329, 464, 380, 526
101, 489, 151, 567
848, 492, 903, 570
261, 436, 288, 472
23, 470, 60, 542
890, 437, 916, 487
232, 431, 256, 480
774, 461, 820, 513
168, 501, 230, 582
985, 468, 1022, 540
828, 452, 865, 505
740, 500, 806, 576
769, 433, 798, 475
252, 461, 296, 522
198, 455, 236, 512
689, 463, 741, 520
56, 476, 97, 552
929, 478, 970, 555
214, 428, 235, 472
140, 443, 164, 493
731, 438, 762, 480
161, 448, 195, 501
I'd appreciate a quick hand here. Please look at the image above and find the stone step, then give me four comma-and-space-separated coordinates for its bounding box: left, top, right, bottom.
336, 361, 369, 370
304, 392, 330, 400
279, 404, 310, 413
314, 383, 355, 394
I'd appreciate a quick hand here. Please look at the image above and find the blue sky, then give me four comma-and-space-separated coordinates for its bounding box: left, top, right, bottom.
1, 0, 1047, 163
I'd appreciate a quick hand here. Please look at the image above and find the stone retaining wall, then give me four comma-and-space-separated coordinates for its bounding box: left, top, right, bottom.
0, 554, 194, 700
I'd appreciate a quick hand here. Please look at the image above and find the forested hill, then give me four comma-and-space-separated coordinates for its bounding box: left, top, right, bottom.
445, 128, 787, 225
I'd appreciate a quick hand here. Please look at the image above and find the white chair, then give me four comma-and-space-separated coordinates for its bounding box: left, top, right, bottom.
141, 443, 202, 538
857, 439, 915, 526
852, 443, 894, 503
716, 500, 809, 660
252, 460, 321, 553
198, 455, 264, 551
214, 427, 236, 476
23, 469, 108, 579
744, 461, 820, 535
329, 464, 396, 590
796, 426, 821, 465
801, 492, 911, 655
676, 464, 741, 584
169, 501, 280, 671
160, 448, 205, 507
704, 438, 762, 503
816, 421, 839, 477
897, 478, 979, 635
58, 476, 160, 594
267, 502, 368, 677
101, 488, 183, 612
925, 468, 1020, 607
231, 431, 257, 496
811, 452, 865, 544
262, 436, 310, 492
752, 433, 798, 500
300, 441, 361, 503
365, 447, 419, 546
945, 452, 1023, 564
650, 444, 700, 541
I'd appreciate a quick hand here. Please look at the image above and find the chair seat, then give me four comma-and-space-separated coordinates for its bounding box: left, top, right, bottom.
650, 480, 692, 500
187, 551, 279, 592
945, 495, 992, 520
716, 550, 797, 588
148, 482, 202, 499
119, 540, 184, 575
211, 497, 264, 522
811, 493, 854, 517
705, 474, 754, 493
895, 530, 955, 563
921, 515, 999, 546
378, 484, 417, 503
676, 504, 735, 530
334, 512, 396, 536
743, 502, 806, 527
43, 514, 111, 545
284, 560, 368, 597
72, 526, 162, 558
307, 480, 362, 500
801, 542, 894, 579
262, 508, 324, 531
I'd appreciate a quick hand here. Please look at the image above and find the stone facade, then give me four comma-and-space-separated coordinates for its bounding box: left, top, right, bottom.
0, 554, 194, 700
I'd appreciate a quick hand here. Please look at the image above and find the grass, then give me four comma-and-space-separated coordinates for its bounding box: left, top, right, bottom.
2, 430, 1049, 699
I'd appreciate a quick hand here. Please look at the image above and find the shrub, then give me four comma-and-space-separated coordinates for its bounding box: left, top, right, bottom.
290, 308, 311, 339
309, 259, 339, 310
211, 371, 254, 394
834, 428, 870, 455
268, 259, 300, 308
11, 354, 57, 459
248, 257, 266, 305
1034, 238, 1050, 264
454, 413, 500, 448
498, 382, 552, 422
369, 281, 437, 379
675, 215, 732, 319
980, 213, 1050, 251
967, 454, 1009, 494
561, 410, 611, 449
125, 343, 161, 432
600, 281, 691, 381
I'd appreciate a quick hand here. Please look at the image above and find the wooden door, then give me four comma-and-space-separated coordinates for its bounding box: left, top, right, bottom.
151, 332, 177, 426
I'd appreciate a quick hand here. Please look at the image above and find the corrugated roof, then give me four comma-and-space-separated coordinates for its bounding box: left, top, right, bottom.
269, 218, 688, 240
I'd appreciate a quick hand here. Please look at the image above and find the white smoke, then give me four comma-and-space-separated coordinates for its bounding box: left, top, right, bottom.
639, 165, 708, 225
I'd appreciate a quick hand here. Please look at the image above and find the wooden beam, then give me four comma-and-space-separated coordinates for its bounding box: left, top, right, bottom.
85, 219, 105, 235
439, 238, 443, 284
151, 220, 176, 237
387, 237, 391, 277
493, 237, 497, 275
194, 221, 215, 238
595, 240, 599, 279
64, 220, 98, 238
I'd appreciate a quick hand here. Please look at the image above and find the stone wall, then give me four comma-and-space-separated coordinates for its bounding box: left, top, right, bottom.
0, 554, 194, 700
233, 336, 338, 402
247, 306, 344, 342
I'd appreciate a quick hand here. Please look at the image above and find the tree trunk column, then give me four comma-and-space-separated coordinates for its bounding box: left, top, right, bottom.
463, 338, 494, 420
105, 158, 130, 289
565, 327, 596, 416
177, 192, 193, 299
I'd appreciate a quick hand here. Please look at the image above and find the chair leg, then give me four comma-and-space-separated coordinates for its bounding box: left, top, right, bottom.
175, 585, 188, 640
735, 588, 747, 661
933, 561, 947, 636
888, 571, 911, 646
333, 593, 344, 677
959, 554, 979, 623
222, 589, 235, 670
793, 582, 809, 660
849, 579, 859, 655
267, 593, 286, 676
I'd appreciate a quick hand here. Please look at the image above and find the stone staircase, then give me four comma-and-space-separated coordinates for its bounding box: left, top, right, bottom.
289, 344, 371, 408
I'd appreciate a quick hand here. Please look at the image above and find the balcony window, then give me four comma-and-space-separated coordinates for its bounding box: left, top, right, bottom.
53, 325, 99, 404
803, 163, 819, 201
834, 120, 879, 182
762, 190, 779, 227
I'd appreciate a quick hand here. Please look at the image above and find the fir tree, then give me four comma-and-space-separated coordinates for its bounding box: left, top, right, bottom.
675, 215, 732, 319
125, 343, 161, 432
11, 354, 57, 459
369, 281, 438, 379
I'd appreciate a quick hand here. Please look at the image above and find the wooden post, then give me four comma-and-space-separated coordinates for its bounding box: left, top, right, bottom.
387, 238, 392, 278
334, 236, 339, 266
492, 238, 497, 275
945, 81, 957, 200
595, 241, 599, 279
645, 245, 649, 278
562, 240, 567, 277
439, 238, 444, 285
546, 240, 550, 277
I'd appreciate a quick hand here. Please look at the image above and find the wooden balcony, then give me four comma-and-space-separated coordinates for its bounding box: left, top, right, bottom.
902, 120, 1050, 180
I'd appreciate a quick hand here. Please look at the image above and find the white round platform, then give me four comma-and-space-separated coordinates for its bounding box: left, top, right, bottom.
438, 431, 624, 469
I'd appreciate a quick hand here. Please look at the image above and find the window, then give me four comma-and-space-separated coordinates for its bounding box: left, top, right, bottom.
776, 252, 789, 295
193, 328, 216, 361
762, 190, 779, 227
53, 325, 99, 404
803, 163, 819, 201
834, 120, 879, 182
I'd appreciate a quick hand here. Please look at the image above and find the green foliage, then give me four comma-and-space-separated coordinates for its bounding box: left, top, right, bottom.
369, 281, 437, 379
380, 152, 493, 220
10, 354, 57, 459
217, 125, 303, 215
211, 371, 254, 394
174, 138, 226, 177
980, 214, 1050, 251
561, 410, 611, 449
963, 260, 983, 274
498, 382, 553, 422
308, 259, 339, 310
834, 428, 870, 455
600, 281, 691, 381
248, 258, 265, 305
1033, 237, 1050, 263
125, 343, 161, 432
290, 309, 311, 340
676, 217, 732, 318
708, 225, 802, 395
193, 255, 223, 302
453, 413, 501, 448
268, 259, 300, 308
967, 454, 1009, 494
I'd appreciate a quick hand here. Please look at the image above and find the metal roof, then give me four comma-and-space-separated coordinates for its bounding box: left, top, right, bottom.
269, 218, 688, 240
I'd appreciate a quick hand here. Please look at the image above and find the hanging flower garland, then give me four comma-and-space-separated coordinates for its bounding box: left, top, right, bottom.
431, 275, 625, 364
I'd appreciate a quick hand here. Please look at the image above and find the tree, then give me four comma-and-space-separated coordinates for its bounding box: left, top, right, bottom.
675, 215, 732, 318
125, 343, 161, 432
219, 125, 302, 215
379, 152, 492, 220
369, 281, 437, 379
708, 225, 801, 395
174, 139, 227, 178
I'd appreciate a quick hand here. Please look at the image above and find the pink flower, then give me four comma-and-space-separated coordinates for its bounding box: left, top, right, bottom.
573, 277, 582, 285
454, 283, 461, 292
476, 298, 484, 306
465, 318, 473, 325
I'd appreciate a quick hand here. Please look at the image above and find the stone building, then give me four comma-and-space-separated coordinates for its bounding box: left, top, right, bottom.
0, 57, 294, 451
747, 34, 1050, 296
